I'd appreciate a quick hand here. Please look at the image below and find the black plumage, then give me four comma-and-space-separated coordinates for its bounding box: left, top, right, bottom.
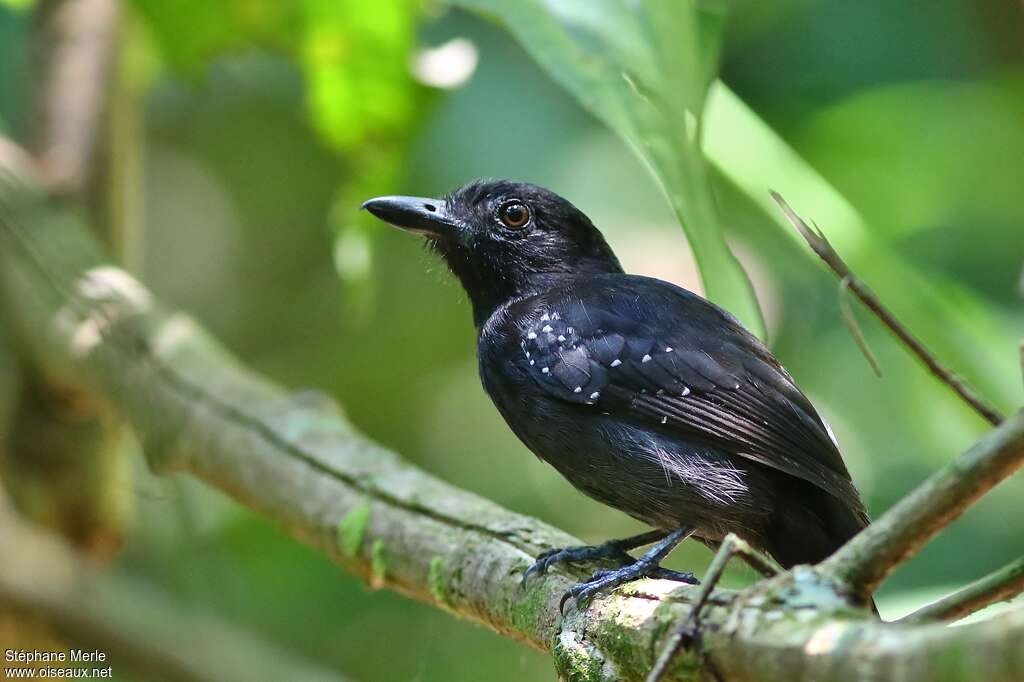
363, 180, 870, 605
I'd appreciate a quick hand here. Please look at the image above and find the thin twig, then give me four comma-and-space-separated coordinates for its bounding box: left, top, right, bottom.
898, 556, 1024, 624
771, 191, 1004, 426
838, 275, 882, 377
823, 409, 1024, 594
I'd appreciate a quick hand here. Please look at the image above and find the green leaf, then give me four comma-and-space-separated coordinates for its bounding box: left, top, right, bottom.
131, 0, 420, 150
451, 0, 765, 338
131, 0, 425, 323
451, 0, 1017, 412
300, 0, 418, 153
337, 503, 371, 558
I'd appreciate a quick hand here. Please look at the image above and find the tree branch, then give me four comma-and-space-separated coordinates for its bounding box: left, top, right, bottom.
1, 156, 1023, 681
3, 0, 126, 556
822, 409, 1024, 594
30, 0, 120, 196
898, 556, 1024, 624
771, 191, 1005, 426
0, 493, 352, 682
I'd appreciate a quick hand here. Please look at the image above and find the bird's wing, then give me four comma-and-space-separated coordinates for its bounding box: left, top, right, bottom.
516, 278, 863, 507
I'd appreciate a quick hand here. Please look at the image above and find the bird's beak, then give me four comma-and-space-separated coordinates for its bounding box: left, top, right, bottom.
361, 195, 459, 240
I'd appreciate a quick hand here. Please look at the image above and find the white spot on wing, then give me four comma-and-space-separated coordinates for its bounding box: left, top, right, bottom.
527, 331, 537, 339
610, 359, 622, 368
641, 354, 652, 363
573, 386, 582, 393
590, 391, 600, 400
542, 325, 553, 333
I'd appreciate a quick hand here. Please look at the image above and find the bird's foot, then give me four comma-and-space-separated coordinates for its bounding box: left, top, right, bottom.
521, 541, 633, 586
559, 560, 699, 613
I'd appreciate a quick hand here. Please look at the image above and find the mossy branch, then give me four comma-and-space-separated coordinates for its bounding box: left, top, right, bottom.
898, 556, 1024, 624
822, 409, 1024, 595
1, 160, 1023, 681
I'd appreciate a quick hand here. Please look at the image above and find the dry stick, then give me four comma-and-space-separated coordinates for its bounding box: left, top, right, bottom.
823, 409, 1024, 594
898, 556, 1024, 624
771, 191, 1004, 426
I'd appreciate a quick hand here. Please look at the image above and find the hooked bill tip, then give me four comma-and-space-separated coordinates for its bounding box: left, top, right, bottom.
360, 197, 390, 216
361, 195, 454, 238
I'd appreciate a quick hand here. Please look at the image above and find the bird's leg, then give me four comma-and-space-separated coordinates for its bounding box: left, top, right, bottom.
560, 526, 699, 612
645, 533, 779, 682
522, 529, 670, 586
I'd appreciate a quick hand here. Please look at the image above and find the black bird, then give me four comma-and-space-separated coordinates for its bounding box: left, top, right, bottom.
363, 180, 870, 608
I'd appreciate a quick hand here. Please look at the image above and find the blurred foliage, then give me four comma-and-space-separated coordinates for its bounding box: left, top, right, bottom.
133, 0, 426, 320
134, 0, 419, 147
452, 0, 765, 336
1, 0, 1023, 681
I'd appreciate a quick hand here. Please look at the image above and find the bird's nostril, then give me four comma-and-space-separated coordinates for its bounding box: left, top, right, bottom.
424, 203, 437, 212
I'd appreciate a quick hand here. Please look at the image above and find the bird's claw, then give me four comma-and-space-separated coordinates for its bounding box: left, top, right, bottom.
559, 574, 606, 613
521, 542, 632, 587
520, 548, 565, 586
558, 562, 700, 613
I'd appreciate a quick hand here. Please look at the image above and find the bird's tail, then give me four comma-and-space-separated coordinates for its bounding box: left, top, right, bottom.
766, 482, 878, 615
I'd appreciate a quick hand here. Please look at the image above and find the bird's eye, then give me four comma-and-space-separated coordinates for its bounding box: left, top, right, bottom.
497, 201, 530, 229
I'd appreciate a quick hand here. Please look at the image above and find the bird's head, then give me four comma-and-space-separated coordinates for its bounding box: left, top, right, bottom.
363, 180, 622, 325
